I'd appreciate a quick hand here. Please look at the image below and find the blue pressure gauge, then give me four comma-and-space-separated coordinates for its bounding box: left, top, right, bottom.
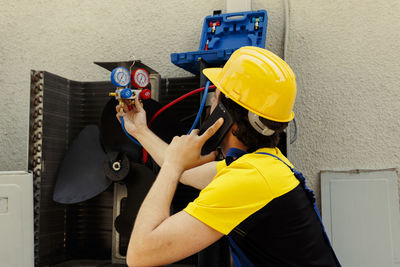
111, 67, 130, 87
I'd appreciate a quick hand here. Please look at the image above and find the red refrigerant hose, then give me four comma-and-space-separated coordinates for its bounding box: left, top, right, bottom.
143, 85, 216, 163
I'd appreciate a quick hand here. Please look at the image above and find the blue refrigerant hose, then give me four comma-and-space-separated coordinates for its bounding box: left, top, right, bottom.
187, 81, 210, 134
120, 116, 142, 146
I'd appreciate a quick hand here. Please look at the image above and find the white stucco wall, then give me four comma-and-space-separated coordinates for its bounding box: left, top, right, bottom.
285, 0, 400, 202
0, 0, 223, 170
1, 0, 399, 202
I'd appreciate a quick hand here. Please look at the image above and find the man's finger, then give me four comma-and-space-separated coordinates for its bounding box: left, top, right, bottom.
199, 117, 224, 141
115, 113, 123, 123
189, 129, 200, 136
134, 97, 144, 112
131, 105, 138, 113
122, 99, 130, 105
118, 102, 127, 112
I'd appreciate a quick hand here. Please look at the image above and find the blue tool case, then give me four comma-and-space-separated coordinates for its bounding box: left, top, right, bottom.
171, 10, 268, 74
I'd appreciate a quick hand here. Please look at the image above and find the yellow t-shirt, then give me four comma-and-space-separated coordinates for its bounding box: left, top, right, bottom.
184, 147, 299, 235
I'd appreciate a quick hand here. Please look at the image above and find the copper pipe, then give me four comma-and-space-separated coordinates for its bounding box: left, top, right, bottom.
35, 144, 42, 152
32, 132, 42, 142
33, 95, 43, 106
32, 84, 43, 94
34, 169, 41, 177
31, 72, 43, 83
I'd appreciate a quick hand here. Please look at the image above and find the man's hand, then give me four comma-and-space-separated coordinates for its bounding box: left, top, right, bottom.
163, 118, 224, 173
115, 97, 147, 136
126, 118, 224, 266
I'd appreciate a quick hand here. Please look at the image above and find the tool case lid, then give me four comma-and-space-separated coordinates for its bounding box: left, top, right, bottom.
171, 10, 268, 74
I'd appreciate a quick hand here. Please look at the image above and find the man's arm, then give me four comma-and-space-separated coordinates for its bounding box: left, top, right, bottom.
126, 120, 224, 266
116, 99, 217, 190
180, 161, 217, 189
126, 163, 223, 266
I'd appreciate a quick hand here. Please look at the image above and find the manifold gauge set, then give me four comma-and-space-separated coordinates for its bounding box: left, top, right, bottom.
109, 67, 151, 107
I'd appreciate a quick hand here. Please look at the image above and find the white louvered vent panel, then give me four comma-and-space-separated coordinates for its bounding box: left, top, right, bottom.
321, 169, 400, 267
0, 172, 34, 267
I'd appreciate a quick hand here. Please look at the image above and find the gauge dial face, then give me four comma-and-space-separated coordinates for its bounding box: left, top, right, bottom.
132, 68, 149, 88
111, 67, 130, 87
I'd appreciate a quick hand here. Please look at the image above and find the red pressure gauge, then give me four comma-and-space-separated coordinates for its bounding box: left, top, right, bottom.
131, 68, 150, 88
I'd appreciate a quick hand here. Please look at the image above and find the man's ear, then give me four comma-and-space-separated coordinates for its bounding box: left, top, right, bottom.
230, 123, 238, 135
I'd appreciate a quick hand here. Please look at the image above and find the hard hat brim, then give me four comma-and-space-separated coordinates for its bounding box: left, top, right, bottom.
203, 67, 225, 93
203, 67, 295, 122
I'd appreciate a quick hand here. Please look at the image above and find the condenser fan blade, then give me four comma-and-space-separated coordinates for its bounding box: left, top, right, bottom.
53, 125, 111, 204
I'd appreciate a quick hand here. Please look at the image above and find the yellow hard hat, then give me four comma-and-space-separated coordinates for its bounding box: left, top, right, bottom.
203, 46, 296, 122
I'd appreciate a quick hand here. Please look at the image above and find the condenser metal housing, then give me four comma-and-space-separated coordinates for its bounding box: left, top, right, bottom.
29, 67, 201, 266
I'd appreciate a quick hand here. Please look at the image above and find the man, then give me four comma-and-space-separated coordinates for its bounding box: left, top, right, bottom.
116, 46, 340, 266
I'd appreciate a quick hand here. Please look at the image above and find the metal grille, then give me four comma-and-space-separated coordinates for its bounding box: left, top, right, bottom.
29, 71, 113, 266
159, 76, 200, 128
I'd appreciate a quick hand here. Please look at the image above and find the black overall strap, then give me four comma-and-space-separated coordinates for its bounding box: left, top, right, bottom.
255, 153, 322, 220
255, 152, 342, 267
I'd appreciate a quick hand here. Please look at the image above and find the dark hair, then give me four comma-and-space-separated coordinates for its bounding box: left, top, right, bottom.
220, 94, 288, 152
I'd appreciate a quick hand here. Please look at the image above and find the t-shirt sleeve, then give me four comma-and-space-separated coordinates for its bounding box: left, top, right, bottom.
216, 159, 227, 173
184, 162, 274, 235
